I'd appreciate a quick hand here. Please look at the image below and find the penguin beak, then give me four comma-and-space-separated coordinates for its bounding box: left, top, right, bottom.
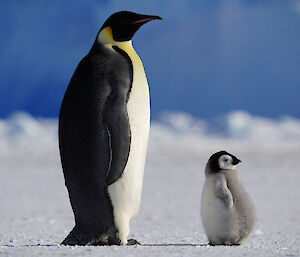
232, 158, 241, 165
132, 15, 162, 24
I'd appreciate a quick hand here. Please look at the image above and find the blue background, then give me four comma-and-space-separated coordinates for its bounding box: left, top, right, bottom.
1, 0, 300, 119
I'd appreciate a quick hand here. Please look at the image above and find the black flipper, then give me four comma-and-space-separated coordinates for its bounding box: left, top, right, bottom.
104, 94, 131, 185
105, 46, 133, 185
59, 43, 133, 245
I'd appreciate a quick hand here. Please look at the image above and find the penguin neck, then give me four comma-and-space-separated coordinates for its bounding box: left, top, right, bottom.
112, 41, 134, 54
95, 27, 143, 69
97, 26, 114, 44
97, 27, 133, 50
205, 166, 238, 177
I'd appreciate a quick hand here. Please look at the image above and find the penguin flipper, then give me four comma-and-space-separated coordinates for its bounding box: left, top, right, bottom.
104, 46, 133, 186
104, 82, 131, 186
214, 174, 233, 208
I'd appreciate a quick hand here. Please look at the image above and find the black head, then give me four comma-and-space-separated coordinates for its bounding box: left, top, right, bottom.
206, 151, 241, 174
99, 11, 162, 42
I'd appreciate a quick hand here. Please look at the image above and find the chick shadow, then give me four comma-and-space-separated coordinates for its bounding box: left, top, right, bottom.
142, 243, 208, 247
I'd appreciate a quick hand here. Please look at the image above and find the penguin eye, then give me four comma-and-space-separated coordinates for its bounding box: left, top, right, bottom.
224, 159, 229, 162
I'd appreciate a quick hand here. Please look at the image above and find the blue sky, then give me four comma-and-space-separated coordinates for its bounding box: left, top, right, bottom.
0, 0, 300, 119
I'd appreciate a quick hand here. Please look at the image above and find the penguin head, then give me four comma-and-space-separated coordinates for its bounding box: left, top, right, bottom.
206, 151, 241, 175
98, 11, 162, 44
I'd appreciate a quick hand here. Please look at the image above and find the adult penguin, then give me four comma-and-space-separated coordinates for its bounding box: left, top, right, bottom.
59, 11, 162, 246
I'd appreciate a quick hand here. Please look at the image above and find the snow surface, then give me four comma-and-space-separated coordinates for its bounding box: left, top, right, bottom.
1, 111, 300, 256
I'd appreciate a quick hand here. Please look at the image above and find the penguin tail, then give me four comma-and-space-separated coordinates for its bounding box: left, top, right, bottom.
61, 225, 119, 246
61, 225, 90, 246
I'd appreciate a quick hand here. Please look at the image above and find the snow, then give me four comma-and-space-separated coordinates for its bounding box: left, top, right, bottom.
1, 111, 300, 256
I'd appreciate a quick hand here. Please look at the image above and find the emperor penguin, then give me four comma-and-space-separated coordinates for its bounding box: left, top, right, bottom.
201, 151, 256, 245
59, 11, 162, 246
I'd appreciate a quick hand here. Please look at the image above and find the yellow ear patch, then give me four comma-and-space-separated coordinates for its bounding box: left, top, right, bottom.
98, 26, 114, 44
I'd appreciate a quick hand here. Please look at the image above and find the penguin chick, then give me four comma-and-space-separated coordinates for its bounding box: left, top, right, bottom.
201, 151, 256, 246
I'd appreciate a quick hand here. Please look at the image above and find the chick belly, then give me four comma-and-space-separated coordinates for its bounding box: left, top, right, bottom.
202, 185, 239, 244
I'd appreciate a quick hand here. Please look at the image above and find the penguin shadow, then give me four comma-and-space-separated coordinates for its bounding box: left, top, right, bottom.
3, 243, 57, 248
25, 243, 58, 247
3, 243, 209, 248
142, 243, 208, 247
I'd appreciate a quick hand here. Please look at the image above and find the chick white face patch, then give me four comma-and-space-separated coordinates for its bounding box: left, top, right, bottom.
218, 154, 236, 170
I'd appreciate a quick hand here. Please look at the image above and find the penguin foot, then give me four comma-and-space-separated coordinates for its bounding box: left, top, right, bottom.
107, 235, 122, 245
89, 234, 112, 246
89, 234, 123, 246
209, 241, 241, 246
106, 237, 140, 246
127, 239, 141, 245
227, 242, 242, 246
91, 234, 141, 246
92, 233, 122, 246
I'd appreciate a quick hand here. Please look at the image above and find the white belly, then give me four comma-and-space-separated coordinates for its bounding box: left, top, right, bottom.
107, 41, 150, 244
201, 177, 232, 243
